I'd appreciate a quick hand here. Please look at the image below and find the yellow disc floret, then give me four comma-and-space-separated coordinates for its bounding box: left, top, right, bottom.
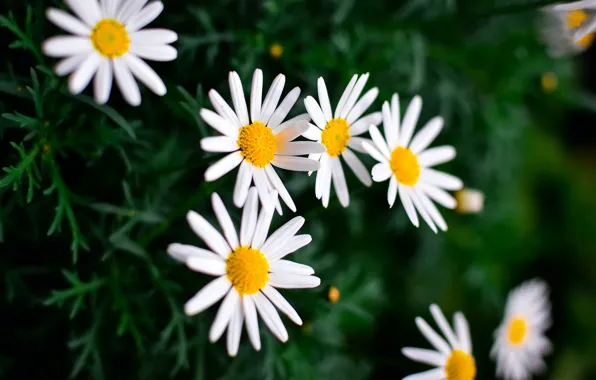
389, 147, 421, 186
321, 118, 351, 157
507, 316, 528, 345
566, 10, 595, 48
237, 121, 277, 167
445, 349, 476, 380
91, 19, 130, 58
226, 246, 270, 295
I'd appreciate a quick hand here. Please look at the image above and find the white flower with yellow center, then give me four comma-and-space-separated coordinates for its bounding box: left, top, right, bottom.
540, 4, 596, 57
43, 0, 177, 106
491, 279, 552, 380
167, 188, 320, 356
302, 74, 382, 208
200, 69, 325, 215
402, 304, 476, 380
362, 94, 462, 233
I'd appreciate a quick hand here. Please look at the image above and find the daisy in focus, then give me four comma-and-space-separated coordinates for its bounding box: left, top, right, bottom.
363, 94, 462, 233
43, 0, 178, 106
167, 188, 320, 356
200, 69, 324, 214
302, 74, 382, 208
402, 304, 475, 380
491, 279, 552, 380
540, 4, 596, 57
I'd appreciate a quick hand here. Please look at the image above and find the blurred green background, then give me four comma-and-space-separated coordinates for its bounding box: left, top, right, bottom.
1, 0, 596, 379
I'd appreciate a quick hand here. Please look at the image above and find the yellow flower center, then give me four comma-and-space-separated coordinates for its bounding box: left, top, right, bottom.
91, 19, 130, 58
507, 316, 528, 345
445, 349, 476, 380
237, 121, 277, 168
321, 118, 351, 157
389, 147, 420, 186
225, 246, 270, 295
566, 10, 595, 48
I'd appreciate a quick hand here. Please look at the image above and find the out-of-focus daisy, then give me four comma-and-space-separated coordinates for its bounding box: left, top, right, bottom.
363, 94, 462, 233
540, 4, 596, 57
167, 188, 320, 356
302, 74, 382, 208
491, 279, 552, 380
402, 304, 475, 380
43, 0, 178, 106
200, 69, 324, 214
455, 188, 484, 214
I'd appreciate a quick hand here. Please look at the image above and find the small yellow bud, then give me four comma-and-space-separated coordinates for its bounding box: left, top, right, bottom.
269, 43, 283, 59
455, 188, 485, 214
541, 72, 558, 93
328, 286, 340, 304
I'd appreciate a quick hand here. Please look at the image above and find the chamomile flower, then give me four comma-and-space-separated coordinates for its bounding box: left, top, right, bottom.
363, 94, 462, 233
200, 69, 325, 214
167, 188, 320, 356
402, 304, 475, 380
540, 4, 596, 57
43, 0, 178, 106
491, 279, 553, 380
302, 74, 382, 208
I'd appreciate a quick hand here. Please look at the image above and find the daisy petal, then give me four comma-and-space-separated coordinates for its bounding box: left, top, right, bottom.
334, 74, 358, 118
261, 285, 302, 325
209, 288, 240, 342
260, 74, 285, 125
454, 312, 472, 353
350, 112, 383, 136
348, 137, 374, 154
249, 69, 263, 122
418, 146, 456, 167
130, 29, 178, 44
415, 317, 452, 356
229, 71, 250, 126
240, 187, 259, 246
208, 89, 242, 129
268, 87, 301, 130
388, 177, 398, 207
113, 57, 141, 106
420, 168, 463, 190
317, 77, 333, 121
346, 87, 378, 125
128, 44, 177, 61
278, 141, 325, 156
420, 183, 456, 209
409, 116, 444, 155
101, 0, 121, 18
402, 347, 447, 367
123, 53, 166, 95
186, 210, 232, 258
251, 192, 277, 249
342, 148, 372, 186
65, 0, 101, 27
430, 304, 459, 349
302, 123, 323, 141
416, 190, 448, 232
204, 151, 243, 182
125, 0, 163, 32
46, 8, 91, 36
186, 256, 226, 276
69, 52, 101, 95
200, 108, 239, 139
200, 136, 238, 153
55, 55, 87, 76
399, 185, 419, 227
261, 216, 305, 257
226, 304, 243, 357
410, 190, 438, 233
402, 368, 445, 380
372, 163, 392, 182
391, 93, 400, 142
117, 0, 148, 24
270, 260, 314, 275
272, 156, 320, 172
315, 154, 330, 200
184, 276, 231, 316
400, 95, 422, 148
265, 165, 296, 212
552, 1, 596, 10
43, 36, 92, 57
273, 113, 311, 136
267, 234, 312, 262
253, 169, 274, 213
253, 292, 288, 342
339, 73, 369, 118
304, 96, 328, 130
167, 243, 218, 262
243, 295, 261, 351
321, 157, 333, 208
212, 193, 239, 248
269, 273, 321, 289
369, 125, 391, 159
331, 157, 349, 207
233, 161, 252, 208
93, 58, 113, 104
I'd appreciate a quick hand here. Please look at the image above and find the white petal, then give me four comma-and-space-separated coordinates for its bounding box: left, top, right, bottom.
275, 119, 310, 143
123, 53, 166, 95
261, 285, 302, 325
369, 125, 391, 159
128, 44, 177, 61
552, 1, 596, 10
117, 0, 148, 24
208, 89, 242, 129
342, 148, 372, 186
350, 112, 383, 136
454, 312, 472, 353
228, 71, 249, 126
430, 304, 459, 349
250, 68, 263, 123
260, 74, 285, 125
233, 161, 252, 208
321, 157, 332, 208
251, 192, 276, 249
419, 183, 457, 209
125, 0, 163, 32
362, 141, 387, 163
400, 95, 422, 148
272, 156, 320, 172
302, 123, 323, 141
43, 36, 92, 57
339, 73, 369, 118
270, 260, 314, 275
186, 256, 226, 276
243, 295, 261, 351
415, 316, 451, 356
226, 303, 243, 357
402, 368, 445, 380
253, 291, 288, 342
46, 8, 91, 36
346, 87, 378, 125
388, 177, 398, 207
372, 163, 392, 182
212, 193, 239, 249
166, 243, 218, 262
184, 276, 231, 316
265, 165, 296, 212
416, 189, 448, 232
68, 52, 101, 95
65, 0, 101, 27
269, 273, 321, 289
331, 156, 349, 207
273, 114, 311, 136
113, 57, 141, 106
252, 168, 274, 213
383, 98, 399, 150
409, 116, 444, 155
268, 87, 301, 130
420, 168, 463, 190
261, 216, 305, 257
186, 210, 232, 258
304, 96, 328, 130
130, 29, 178, 45
410, 189, 438, 233
209, 288, 240, 342
401, 347, 447, 367
307, 153, 322, 176
93, 58, 113, 104
200, 136, 238, 153
317, 77, 333, 121
267, 234, 312, 262
334, 74, 358, 118
199, 108, 239, 139
240, 187, 259, 246
418, 146, 456, 167
399, 186, 419, 227
315, 154, 329, 199
204, 151, 243, 182
101, 0, 121, 18
55, 55, 87, 76
391, 93, 400, 143
277, 141, 325, 156
348, 137, 374, 154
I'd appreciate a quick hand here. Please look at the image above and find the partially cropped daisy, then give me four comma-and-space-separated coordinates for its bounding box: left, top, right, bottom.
302, 74, 382, 207
200, 69, 324, 214
402, 304, 475, 380
491, 279, 552, 380
43, 0, 177, 106
540, 4, 596, 57
167, 188, 320, 356
363, 94, 462, 233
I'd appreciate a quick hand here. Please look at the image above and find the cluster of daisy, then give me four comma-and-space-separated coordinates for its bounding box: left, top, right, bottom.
41, 1, 555, 378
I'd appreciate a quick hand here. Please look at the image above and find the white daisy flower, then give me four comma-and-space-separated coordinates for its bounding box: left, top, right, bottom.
402, 304, 475, 380
540, 4, 596, 57
491, 279, 553, 380
302, 74, 382, 208
167, 188, 320, 356
200, 69, 325, 215
362, 94, 463, 233
43, 0, 178, 106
